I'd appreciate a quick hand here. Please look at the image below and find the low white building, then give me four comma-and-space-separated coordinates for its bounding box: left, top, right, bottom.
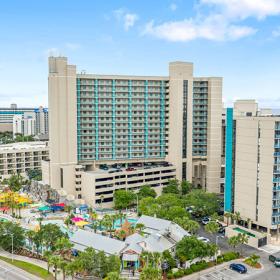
0, 141, 49, 179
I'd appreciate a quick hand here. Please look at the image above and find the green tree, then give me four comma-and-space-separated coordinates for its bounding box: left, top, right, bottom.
238, 233, 249, 256
228, 235, 240, 252
205, 221, 220, 235
43, 250, 52, 273
40, 224, 66, 251
224, 212, 231, 226
114, 190, 136, 210
138, 185, 157, 199
176, 236, 218, 262
246, 254, 260, 267
174, 217, 200, 235
162, 250, 176, 270
181, 180, 192, 195
49, 255, 61, 280
105, 271, 125, 280
65, 260, 80, 280
135, 223, 145, 234
6, 174, 27, 192
140, 266, 162, 280
27, 169, 42, 181
184, 189, 221, 217
162, 179, 180, 194
0, 221, 25, 252
54, 237, 73, 259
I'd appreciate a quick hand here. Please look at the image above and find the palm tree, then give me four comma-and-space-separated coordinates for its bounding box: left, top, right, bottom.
205, 221, 219, 235
118, 229, 126, 241
230, 212, 236, 225
49, 255, 61, 280
246, 218, 251, 229
235, 211, 241, 225
54, 237, 73, 259
43, 250, 52, 273
58, 259, 68, 280
224, 212, 231, 226
135, 223, 145, 234
239, 233, 249, 256
185, 219, 200, 234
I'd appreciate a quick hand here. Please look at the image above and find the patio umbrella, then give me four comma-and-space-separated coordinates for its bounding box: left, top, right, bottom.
71, 217, 84, 222
75, 221, 89, 227
38, 205, 50, 211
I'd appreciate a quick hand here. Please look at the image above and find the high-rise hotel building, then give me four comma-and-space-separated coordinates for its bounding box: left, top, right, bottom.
224, 100, 280, 234
43, 57, 222, 206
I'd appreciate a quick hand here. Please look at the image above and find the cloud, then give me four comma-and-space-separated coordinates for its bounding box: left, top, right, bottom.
143, 15, 257, 42
272, 26, 280, 37
143, 0, 280, 42
65, 43, 80, 50
114, 8, 139, 31
170, 3, 177, 11
201, 0, 280, 20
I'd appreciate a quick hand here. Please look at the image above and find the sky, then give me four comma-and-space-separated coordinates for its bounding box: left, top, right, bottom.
0, 0, 280, 108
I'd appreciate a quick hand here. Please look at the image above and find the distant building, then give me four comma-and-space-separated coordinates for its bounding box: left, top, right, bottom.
0, 141, 49, 179
0, 104, 48, 136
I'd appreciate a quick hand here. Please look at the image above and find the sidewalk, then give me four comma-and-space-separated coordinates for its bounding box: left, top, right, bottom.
0, 250, 48, 270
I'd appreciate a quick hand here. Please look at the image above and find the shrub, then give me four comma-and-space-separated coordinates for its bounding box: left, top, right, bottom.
167, 272, 173, 279
183, 268, 193, 275
190, 261, 208, 272
223, 251, 239, 262
173, 270, 184, 278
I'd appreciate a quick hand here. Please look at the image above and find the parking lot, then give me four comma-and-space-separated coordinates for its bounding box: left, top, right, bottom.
198, 264, 261, 280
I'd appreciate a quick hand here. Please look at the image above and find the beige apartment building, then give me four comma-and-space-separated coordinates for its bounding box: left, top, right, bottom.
224, 100, 280, 235
0, 141, 49, 179
43, 57, 222, 207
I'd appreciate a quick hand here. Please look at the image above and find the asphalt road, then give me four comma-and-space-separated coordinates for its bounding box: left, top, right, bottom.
0, 261, 38, 280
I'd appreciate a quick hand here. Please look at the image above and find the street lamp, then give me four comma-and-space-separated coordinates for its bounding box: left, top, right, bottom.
3, 232, 14, 262
136, 193, 139, 216
215, 235, 223, 264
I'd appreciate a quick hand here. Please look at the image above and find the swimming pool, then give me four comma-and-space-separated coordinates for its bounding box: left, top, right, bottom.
90, 218, 138, 230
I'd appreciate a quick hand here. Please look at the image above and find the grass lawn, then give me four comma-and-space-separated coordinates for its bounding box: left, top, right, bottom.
0, 255, 54, 280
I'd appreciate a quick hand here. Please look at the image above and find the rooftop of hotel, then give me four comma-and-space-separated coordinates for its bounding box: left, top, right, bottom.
84, 162, 175, 175
0, 141, 48, 152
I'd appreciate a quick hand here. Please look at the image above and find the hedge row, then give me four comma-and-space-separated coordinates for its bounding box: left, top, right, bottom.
167, 252, 240, 279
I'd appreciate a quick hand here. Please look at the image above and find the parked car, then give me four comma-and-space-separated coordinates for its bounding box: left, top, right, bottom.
275, 260, 280, 268
100, 164, 109, 170
197, 236, 210, 243
186, 206, 195, 214
126, 167, 136, 171
229, 263, 247, 274
201, 217, 211, 225
218, 227, 225, 234
269, 252, 280, 264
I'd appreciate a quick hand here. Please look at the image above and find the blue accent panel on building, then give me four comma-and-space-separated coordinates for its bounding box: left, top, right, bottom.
160, 80, 165, 157
128, 80, 132, 159
95, 79, 99, 160
77, 78, 81, 161
112, 79, 116, 160
0, 111, 23, 114
224, 107, 233, 212
144, 80, 149, 158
